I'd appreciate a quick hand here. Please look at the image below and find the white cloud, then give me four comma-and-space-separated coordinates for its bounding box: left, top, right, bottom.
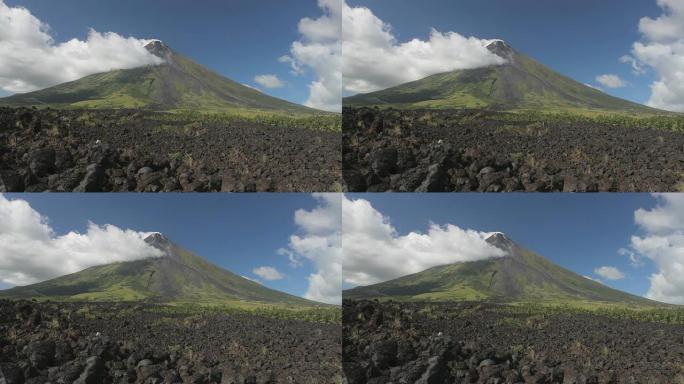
626, 194, 684, 304
253, 74, 285, 89
619, 247, 644, 267
342, 3, 506, 95
0, 0, 163, 94
638, 0, 684, 41
634, 193, 684, 234
282, 0, 342, 112
595, 74, 627, 89
280, 193, 341, 304
252, 266, 284, 281
627, 0, 684, 112
593, 266, 625, 280
0, 194, 162, 287
584, 83, 603, 91
619, 55, 646, 75
342, 196, 506, 287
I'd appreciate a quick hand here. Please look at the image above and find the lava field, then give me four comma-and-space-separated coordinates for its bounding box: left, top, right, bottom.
0, 107, 341, 192
342, 107, 684, 192
342, 300, 684, 384
0, 300, 341, 384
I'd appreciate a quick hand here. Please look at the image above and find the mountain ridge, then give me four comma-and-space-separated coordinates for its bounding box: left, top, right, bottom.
344, 233, 654, 305
0, 233, 320, 306
0, 41, 320, 114
344, 40, 662, 114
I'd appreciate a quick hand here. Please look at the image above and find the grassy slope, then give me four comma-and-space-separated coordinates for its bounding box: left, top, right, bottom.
0, 49, 321, 115
0, 247, 318, 307
344, 248, 652, 306
344, 46, 662, 116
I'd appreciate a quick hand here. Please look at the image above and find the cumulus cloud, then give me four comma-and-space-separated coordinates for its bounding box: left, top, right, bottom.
593, 266, 625, 280
280, 194, 341, 304
342, 196, 506, 287
281, 0, 341, 112
253, 74, 285, 89
625, 0, 684, 112
0, 194, 162, 287
342, 3, 506, 95
0, 0, 163, 94
252, 266, 284, 281
625, 194, 684, 304
595, 74, 627, 89
619, 55, 646, 75
619, 247, 644, 267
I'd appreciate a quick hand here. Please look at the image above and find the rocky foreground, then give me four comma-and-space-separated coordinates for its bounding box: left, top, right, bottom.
343, 108, 684, 192
0, 300, 341, 384
0, 107, 341, 192
343, 300, 684, 384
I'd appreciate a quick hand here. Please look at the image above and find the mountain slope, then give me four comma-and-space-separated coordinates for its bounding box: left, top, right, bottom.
0, 41, 317, 114
344, 233, 652, 305
344, 40, 658, 114
0, 233, 316, 306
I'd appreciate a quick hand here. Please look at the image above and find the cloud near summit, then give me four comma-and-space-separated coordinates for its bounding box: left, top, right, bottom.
0, 194, 162, 286
0, 0, 163, 94
342, 196, 506, 287
341, 2, 506, 95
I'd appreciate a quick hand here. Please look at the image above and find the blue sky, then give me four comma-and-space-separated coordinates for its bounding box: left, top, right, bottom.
1, 0, 321, 104
347, 0, 662, 106
0, 193, 321, 298
345, 193, 662, 299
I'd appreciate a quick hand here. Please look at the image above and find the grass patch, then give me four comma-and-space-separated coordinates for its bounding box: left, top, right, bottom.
154, 301, 341, 324
502, 301, 684, 325
151, 109, 341, 132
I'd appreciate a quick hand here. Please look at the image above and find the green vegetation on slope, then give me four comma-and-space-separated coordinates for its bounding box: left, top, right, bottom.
0, 235, 321, 308
0, 42, 322, 115
151, 302, 341, 324
492, 110, 684, 133
344, 41, 662, 115
344, 235, 652, 306
150, 110, 341, 132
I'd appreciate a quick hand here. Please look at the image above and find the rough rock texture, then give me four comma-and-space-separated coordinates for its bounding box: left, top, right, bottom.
342, 107, 684, 192
343, 300, 684, 383
0, 300, 341, 384
0, 107, 341, 192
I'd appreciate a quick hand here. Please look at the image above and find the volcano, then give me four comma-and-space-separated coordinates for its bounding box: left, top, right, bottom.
344, 232, 651, 304
0, 233, 316, 306
0, 41, 317, 114
344, 40, 659, 114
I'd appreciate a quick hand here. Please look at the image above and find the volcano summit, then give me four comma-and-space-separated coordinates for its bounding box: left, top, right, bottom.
344, 232, 651, 305
0, 41, 317, 114
345, 40, 660, 114
0, 233, 317, 306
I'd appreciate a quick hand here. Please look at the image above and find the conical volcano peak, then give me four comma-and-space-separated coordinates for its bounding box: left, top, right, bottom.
485, 232, 516, 255
144, 232, 172, 251
486, 39, 515, 61
0, 38, 316, 113
345, 230, 652, 305
0, 231, 317, 305
144, 40, 172, 60
486, 231, 510, 242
